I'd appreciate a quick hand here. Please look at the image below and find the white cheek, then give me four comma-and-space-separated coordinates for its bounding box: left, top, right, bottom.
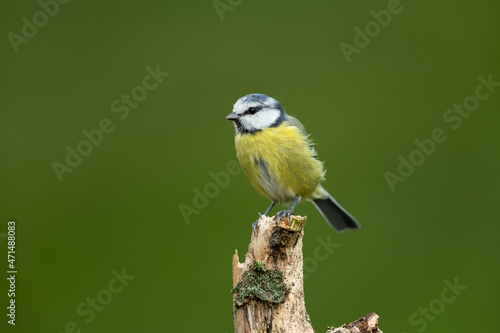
253, 114, 274, 129
243, 109, 281, 131
240, 117, 256, 131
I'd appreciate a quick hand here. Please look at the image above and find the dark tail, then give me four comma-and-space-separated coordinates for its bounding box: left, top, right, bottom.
312, 188, 360, 232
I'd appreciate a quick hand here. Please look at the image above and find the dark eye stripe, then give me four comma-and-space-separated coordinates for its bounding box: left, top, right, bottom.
243, 105, 262, 116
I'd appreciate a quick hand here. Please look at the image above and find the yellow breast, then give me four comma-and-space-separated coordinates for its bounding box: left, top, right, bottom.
234, 123, 325, 203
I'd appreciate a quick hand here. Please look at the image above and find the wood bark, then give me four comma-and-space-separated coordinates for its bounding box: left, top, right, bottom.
232, 215, 382, 333
326, 312, 382, 333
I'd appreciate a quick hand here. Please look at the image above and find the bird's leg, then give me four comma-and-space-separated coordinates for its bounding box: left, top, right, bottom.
277, 196, 301, 222
253, 202, 276, 230
263, 202, 276, 216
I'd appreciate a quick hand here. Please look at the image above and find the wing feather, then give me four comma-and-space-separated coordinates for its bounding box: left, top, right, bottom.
287, 116, 317, 158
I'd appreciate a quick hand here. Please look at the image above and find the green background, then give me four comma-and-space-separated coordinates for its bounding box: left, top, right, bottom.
1, 0, 499, 332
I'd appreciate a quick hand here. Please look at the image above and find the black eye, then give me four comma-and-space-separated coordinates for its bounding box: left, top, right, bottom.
246, 107, 258, 115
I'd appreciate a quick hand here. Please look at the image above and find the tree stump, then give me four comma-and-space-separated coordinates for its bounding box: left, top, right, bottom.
231, 215, 382, 333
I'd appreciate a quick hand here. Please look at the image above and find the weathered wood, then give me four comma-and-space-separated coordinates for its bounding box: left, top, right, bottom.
232, 214, 312, 333
326, 312, 382, 333
232, 214, 382, 333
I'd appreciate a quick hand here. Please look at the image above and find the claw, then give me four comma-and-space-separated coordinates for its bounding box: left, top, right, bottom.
252, 220, 259, 230
276, 197, 301, 223
277, 208, 294, 223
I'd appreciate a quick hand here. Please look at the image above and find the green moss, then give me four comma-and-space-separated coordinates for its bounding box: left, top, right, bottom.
252, 259, 267, 273
232, 260, 289, 306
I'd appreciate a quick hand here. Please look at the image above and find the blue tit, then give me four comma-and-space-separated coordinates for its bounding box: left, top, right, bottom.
226, 93, 360, 232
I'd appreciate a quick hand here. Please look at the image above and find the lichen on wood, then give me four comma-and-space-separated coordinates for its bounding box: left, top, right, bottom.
232, 259, 289, 307
231, 214, 383, 333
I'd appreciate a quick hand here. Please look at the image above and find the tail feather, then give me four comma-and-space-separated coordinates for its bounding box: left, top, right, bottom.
311, 187, 360, 232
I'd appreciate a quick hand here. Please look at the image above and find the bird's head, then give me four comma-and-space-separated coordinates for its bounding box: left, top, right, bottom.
226, 94, 287, 134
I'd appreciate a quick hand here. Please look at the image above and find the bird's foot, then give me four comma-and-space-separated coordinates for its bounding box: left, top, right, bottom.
253, 213, 262, 230
276, 208, 294, 223
252, 220, 259, 230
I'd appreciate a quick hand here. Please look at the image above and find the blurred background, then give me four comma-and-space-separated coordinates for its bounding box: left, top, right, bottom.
1, 0, 499, 332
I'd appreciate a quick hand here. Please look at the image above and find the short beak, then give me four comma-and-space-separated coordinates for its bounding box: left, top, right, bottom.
226, 112, 238, 121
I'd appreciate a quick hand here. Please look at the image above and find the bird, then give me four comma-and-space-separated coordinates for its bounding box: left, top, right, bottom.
226, 93, 360, 232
